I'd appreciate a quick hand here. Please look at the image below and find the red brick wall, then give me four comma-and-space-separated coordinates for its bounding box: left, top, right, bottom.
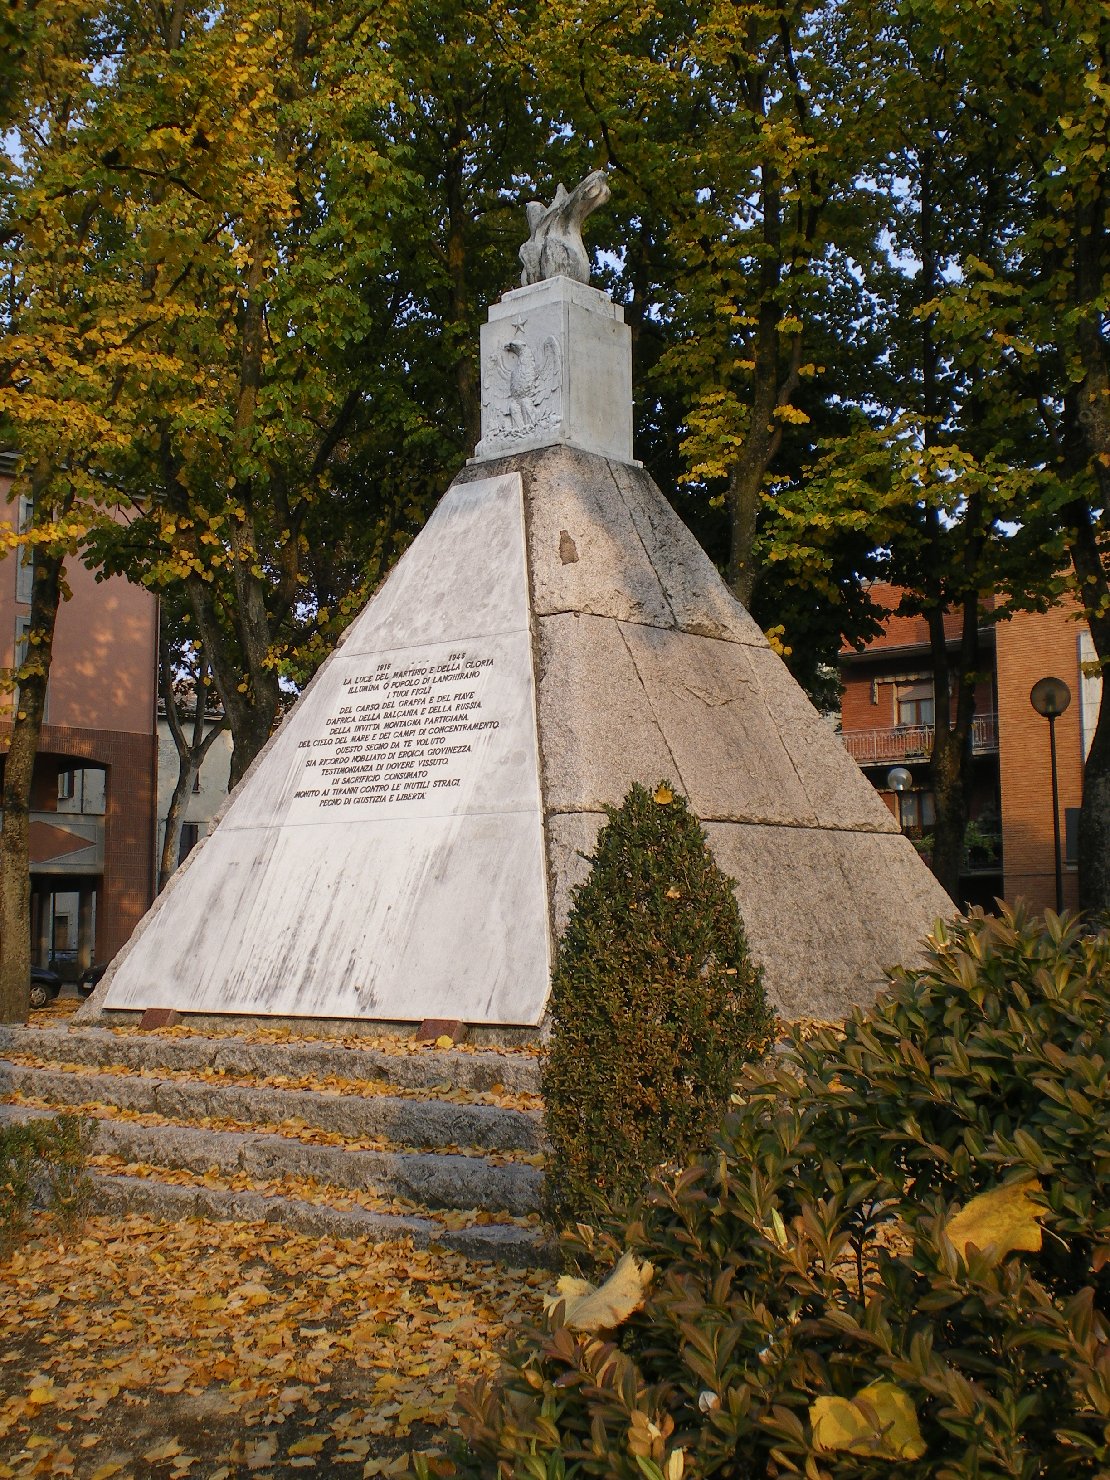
0, 722, 157, 961
995, 603, 1087, 912
841, 661, 993, 734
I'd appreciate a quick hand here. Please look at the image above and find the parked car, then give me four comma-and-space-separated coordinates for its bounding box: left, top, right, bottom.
29, 965, 63, 1009
77, 963, 107, 998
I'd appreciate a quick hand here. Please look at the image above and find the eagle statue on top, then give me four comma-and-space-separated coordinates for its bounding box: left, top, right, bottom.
481, 170, 611, 445
518, 170, 611, 287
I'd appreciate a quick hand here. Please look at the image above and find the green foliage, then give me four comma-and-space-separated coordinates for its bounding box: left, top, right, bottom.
460, 906, 1110, 1477
0, 1114, 94, 1252
541, 783, 774, 1236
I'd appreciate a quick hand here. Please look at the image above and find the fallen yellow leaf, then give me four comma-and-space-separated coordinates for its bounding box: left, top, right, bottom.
288, 1435, 325, 1456
811, 1381, 925, 1460
945, 1178, 1044, 1263
547, 1252, 654, 1332
143, 1438, 184, 1463
90, 1464, 124, 1480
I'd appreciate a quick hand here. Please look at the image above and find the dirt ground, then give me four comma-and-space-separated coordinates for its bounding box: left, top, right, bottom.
0, 1212, 545, 1479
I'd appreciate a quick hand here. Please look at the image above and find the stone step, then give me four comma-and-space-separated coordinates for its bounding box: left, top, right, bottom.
0, 1024, 542, 1096
0, 1061, 544, 1154
87, 1172, 547, 1267
86, 1114, 540, 1215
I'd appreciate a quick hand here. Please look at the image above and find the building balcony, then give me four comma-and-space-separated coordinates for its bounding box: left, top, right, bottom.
906, 829, 1002, 876
840, 712, 998, 766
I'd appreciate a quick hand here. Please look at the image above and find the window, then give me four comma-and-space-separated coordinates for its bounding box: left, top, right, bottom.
897, 681, 934, 728
1065, 807, 1080, 868
56, 766, 106, 816
179, 822, 200, 865
14, 615, 30, 671
15, 496, 33, 604
15, 549, 32, 605
898, 790, 937, 833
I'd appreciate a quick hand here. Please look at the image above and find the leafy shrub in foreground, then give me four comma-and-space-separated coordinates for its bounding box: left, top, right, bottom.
0, 1113, 94, 1251
542, 782, 774, 1233
458, 906, 1110, 1477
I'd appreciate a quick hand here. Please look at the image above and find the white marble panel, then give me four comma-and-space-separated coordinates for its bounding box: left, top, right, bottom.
343, 473, 531, 654
223, 631, 541, 832
104, 812, 551, 1024
103, 472, 552, 1026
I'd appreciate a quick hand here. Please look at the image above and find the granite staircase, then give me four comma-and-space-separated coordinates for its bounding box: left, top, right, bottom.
0, 1018, 548, 1266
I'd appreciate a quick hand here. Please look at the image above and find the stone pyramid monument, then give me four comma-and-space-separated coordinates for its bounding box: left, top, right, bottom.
85, 173, 951, 1029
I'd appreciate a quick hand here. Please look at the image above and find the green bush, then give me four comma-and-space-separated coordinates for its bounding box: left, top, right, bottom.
457, 906, 1110, 1477
0, 1113, 94, 1251
541, 781, 774, 1234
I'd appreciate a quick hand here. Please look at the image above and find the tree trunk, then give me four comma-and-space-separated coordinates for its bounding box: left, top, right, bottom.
158, 631, 228, 890
159, 763, 197, 891
726, 306, 780, 610
444, 126, 480, 449
722, 139, 808, 610
1066, 201, 1110, 914
925, 597, 979, 904
185, 573, 278, 790
1079, 685, 1110, 918
0, 543, 64, 1023
929, 729, 970, 903
1066, 499, 1110, 915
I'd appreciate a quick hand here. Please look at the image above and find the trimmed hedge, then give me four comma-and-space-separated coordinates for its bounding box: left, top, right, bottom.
541, 781, 774, 1234
456, 906, 1110, 1477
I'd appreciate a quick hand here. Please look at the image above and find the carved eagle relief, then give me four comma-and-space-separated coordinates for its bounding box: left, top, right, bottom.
485, 332, 562, 439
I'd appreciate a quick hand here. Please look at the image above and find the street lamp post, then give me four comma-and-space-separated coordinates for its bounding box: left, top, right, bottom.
886, 766, 913, 831
1029, 677, 1071, 913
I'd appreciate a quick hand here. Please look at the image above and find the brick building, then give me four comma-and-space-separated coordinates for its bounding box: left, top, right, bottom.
840, 584, 1101, 912
0, 455, 159, 977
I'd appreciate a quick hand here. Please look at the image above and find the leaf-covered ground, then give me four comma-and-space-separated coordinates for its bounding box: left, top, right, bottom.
0, 1213, 545, 1480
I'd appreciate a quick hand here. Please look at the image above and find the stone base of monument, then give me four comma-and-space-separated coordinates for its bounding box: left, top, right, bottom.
0, 1021, 548, 1266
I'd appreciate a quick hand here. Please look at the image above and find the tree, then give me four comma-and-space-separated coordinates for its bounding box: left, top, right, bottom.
0, 0, 146, 1021
860, 0, 1110, 910
948, 0, 1109, 912
157, 601, 228, 891
523, 0, 870, 611
77, 0, 542, 785
761, 0, 1072, 900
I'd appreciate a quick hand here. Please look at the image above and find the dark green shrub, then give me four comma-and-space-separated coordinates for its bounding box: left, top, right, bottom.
0, 1113, 93, 1251
542, 781, 774, 1234
458, 906, 1110, 1477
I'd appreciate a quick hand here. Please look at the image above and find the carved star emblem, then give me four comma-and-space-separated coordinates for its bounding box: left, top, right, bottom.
511, 319, 528, 337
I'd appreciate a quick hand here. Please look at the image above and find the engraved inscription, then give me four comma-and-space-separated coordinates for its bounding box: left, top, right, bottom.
292, 647, 501, 810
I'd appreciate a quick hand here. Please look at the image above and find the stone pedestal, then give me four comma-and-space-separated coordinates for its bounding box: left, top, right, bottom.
473, 277, 634, 465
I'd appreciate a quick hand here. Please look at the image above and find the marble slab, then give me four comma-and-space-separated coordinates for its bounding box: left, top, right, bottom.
473, 277, 634, 463
102, 473, 553, 1025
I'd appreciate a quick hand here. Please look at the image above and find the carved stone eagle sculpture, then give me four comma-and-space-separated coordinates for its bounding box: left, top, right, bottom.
487, 335, 562, 436
519, 170, 611, 287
